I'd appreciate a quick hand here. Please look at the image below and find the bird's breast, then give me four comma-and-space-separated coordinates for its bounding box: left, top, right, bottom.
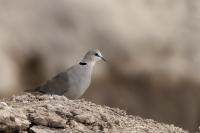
66, 65, 92, 98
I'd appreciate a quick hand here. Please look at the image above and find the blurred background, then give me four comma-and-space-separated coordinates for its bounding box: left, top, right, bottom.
0, 0, 199, 132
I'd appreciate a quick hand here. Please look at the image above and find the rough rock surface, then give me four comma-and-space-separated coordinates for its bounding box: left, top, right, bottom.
0, 93, 187, 133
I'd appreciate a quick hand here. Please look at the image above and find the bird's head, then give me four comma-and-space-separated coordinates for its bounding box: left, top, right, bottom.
81, 49, 106, 64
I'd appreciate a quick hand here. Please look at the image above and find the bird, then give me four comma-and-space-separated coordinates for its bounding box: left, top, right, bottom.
31, 49, 106, 99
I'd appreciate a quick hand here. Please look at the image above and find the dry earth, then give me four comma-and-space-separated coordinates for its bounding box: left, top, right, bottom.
0, 93, 187, 133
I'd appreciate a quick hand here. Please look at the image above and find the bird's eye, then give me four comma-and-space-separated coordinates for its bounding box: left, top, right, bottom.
95, 53, 99, 56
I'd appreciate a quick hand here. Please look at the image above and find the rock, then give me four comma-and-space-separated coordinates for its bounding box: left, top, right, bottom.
0, 104, 30, 132
75, 113, 97, 124
29, 110, 66, 128
29, 126, 66, 133
0, 102, 8, 109
0, 93, 188, 133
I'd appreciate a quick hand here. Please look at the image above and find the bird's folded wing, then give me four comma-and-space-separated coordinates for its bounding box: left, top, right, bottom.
35, 72, 70, 95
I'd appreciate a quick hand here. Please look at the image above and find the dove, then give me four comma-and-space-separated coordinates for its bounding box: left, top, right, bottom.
32, 49, 106, 99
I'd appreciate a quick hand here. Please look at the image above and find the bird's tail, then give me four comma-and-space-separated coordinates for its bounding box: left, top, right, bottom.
25, 86, 41, 92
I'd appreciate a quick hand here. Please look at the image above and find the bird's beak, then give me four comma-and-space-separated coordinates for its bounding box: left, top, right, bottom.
101, 56, 106, 62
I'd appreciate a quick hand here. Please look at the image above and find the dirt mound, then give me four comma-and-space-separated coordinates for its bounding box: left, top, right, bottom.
0, 93, 187, 133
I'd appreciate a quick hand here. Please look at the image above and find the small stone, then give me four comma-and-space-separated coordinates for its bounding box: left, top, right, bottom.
93, 126, 100, 132
42, 104, 53, 110
69, 120, 91, 132
75, 114, 96, 124
30, 125, 63, 133
114, 120, 120, 126
0, 102, 8, 109
10, 116, 15, 121
103, 128, 109, 133
71, 110, 82, 116
26, 108, 35, 113
70, 120, 78, 128
56, 110, 72, 118
101, 114, 108, 122
29, 111, 66, 128
23, 101, 29, 104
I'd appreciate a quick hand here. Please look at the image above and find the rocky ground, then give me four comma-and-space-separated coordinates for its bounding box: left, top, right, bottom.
0, 93, 187, 133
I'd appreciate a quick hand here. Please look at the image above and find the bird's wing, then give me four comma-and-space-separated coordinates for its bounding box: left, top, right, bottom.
38, 71, 70, 95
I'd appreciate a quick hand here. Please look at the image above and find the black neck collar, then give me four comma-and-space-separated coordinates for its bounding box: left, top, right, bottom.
79, 62, 87, 65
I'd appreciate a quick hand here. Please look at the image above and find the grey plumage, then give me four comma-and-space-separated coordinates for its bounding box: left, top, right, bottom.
31, 49, 106, 99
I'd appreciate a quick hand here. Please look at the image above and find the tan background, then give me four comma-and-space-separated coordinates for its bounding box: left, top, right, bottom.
0, 0, 199, 132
